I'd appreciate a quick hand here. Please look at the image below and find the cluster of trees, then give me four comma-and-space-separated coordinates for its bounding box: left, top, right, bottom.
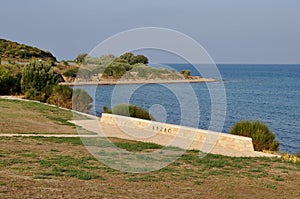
0, 60, 92, 112
0, 39, 56, 61
70, 52, 149, 80
101, 53, 148, 79
119, 52, 148, 65
20, 60, 92, 112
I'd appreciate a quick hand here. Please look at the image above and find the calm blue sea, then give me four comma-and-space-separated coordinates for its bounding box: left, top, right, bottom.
77, 64, 300, 153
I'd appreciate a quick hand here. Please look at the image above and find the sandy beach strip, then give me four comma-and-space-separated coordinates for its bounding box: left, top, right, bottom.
60, 78, 219, 86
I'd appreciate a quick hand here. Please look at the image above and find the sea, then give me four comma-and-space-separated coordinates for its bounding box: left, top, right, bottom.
76, 64, 300, 153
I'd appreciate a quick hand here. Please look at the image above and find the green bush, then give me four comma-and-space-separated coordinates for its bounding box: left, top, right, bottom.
104, 104, 155, 121
180, 70, 191, 78
119, 52, 148, 65
75, 53, 88, 64
21, 60, 60, 101
63, 68, 79, 78
47, 85, 73, 109
229, 120, 279, 151
77, 69, 92, 80
72, 89, 93, 113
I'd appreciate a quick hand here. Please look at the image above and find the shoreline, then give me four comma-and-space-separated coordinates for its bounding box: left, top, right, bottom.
60, 78, 219, 86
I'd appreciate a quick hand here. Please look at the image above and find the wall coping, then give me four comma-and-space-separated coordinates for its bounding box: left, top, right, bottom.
100, 113, 252, 142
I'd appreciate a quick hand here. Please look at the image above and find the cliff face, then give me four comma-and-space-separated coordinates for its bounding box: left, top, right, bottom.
0, 39, 56, 61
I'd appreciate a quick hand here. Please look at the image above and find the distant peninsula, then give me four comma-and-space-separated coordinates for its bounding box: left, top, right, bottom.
0, 38, 218, 86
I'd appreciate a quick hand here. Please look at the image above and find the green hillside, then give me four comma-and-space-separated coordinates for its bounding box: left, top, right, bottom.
0, 39, 56, 61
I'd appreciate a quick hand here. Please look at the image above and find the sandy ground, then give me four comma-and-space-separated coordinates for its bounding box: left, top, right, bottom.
60, 78, 219, 86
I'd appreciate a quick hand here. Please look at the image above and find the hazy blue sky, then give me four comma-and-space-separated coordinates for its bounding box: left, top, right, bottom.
1, 0, 299, 63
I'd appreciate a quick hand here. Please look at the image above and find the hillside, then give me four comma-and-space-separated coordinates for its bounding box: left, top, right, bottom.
63, 53, 206, 83
0, 39, 213, 87
0, 38, 56, 61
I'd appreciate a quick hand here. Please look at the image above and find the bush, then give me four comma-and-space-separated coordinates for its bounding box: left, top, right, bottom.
104, 104, 155, 121
46, 85, 73, 109
62, 60, 69, 66
119, 52, 148, 65
75, 53, 88, 64
72, 89, 93, 113
229, 120, 279, 151
63, 68, 79, 78
21, 60, 60, 101
180, 70, 191, 78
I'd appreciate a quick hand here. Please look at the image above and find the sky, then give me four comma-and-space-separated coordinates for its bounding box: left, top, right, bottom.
1, 0, 300, 64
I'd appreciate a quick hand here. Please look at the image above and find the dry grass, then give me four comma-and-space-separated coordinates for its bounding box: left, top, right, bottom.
0, 99, 300, 198
0, 99, 87, 134
0, 136, 299, 198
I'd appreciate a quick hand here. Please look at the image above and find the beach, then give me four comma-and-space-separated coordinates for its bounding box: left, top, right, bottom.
60, 78, 219, 86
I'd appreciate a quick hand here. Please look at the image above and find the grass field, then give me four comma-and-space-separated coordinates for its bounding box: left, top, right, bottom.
0, 99, 300, 198
0, 99, 91, 134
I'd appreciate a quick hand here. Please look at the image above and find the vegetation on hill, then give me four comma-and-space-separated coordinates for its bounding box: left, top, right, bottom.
0, 39, 56, 61
68, 52, 187, 82
0, 38, 202, 114
19, 60, 92, 112
230, 120, 279, 151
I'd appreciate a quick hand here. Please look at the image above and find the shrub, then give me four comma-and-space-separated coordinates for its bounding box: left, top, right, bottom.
62, 60, 69, 66
0, 66, 10, 94
72, 89, 93, 113
180, 70, 191, 78
281, 153, 300, 163
77, 69, 92, 80
119, 52, 148, 65
21, 60, 60, 101
75, 53, 88, 64
63, 68, 79, 78
229, 120, 279, 151
104, 104, 155, 121
46, 85, 73, 109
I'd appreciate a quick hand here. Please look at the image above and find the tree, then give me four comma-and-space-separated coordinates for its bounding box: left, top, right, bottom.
129, 54, 148, 65
119, 52, 134, 63
21, 60, 60, 101
75, 53, 88, 64
180, 70, 191, 78
119, 53, 149, 65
